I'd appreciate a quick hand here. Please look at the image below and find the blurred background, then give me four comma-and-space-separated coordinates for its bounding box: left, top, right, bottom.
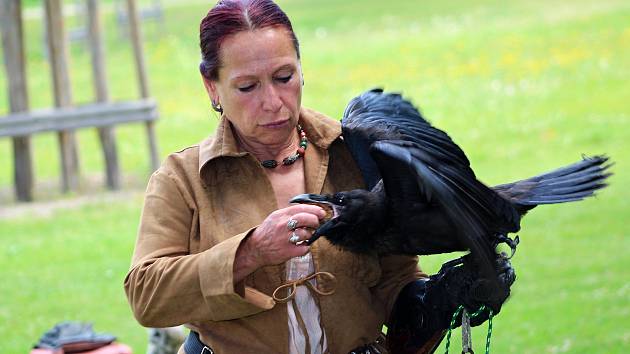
1, 0, 629, 352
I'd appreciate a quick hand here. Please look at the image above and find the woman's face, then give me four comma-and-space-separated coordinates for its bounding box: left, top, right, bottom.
204, 27, 303, 147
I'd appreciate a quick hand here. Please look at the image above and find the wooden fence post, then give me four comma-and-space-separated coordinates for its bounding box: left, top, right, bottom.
44, 0, 80, 192
126, 0, 159, 172
1, 0, 34, 201
87, 0, 121, 190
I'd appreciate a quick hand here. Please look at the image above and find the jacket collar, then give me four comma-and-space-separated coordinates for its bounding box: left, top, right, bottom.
198, 107, 341, 174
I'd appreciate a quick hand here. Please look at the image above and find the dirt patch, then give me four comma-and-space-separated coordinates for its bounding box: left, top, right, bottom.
0, 189, 143, 220
0, 174, 147, 220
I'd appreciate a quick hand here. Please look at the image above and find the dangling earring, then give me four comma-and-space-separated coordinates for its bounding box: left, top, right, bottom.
211, 99, 223, 114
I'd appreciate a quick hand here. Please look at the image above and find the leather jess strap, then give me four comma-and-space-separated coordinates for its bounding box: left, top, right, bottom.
272, 271, 337, 354
272, 271, 337, 303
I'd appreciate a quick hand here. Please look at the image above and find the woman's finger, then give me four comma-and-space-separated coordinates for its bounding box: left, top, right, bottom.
285, 212, 321, 230
285, 204, 326, 220
287, 227, 313, 244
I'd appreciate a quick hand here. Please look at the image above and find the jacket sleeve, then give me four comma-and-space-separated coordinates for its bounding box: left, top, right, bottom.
371, 254, 427, 325
124, 169, 274, 328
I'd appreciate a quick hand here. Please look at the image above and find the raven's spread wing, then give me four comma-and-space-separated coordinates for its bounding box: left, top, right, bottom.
341, 89, 519, 280
493, 155, 612, 215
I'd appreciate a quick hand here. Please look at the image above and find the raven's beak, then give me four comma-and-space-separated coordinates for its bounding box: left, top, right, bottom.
289, 193, 335, 221
290, 194, 342, 245
304, 218, 339, 245
289, 193, 329, 204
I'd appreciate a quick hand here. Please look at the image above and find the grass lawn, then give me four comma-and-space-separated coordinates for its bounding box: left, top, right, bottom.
1, 0, 629, 353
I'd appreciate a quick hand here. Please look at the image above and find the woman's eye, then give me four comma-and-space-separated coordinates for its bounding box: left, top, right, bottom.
238, 84, 256, 92
276, 74, 292, 83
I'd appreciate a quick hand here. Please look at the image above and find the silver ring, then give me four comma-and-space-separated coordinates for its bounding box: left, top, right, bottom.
289, 231, 300, 244
287, 218, 298, 231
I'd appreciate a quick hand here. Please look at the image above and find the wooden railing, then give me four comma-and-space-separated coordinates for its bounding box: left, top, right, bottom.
0, 0, 159, 201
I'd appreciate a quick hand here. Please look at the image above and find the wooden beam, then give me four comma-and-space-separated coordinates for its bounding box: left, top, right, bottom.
45, 0, 80, 192
126, 0, 160, 171
87, 0, 120, 190
1, 0, 34, 202
45, 0, 73, 108
87, 0, 109, 103
126, 0, 150, 99
1, 0, 29, 113
0, 100, 158, 137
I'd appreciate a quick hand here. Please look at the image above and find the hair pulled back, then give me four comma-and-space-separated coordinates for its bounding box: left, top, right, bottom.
199, 0, 300, 81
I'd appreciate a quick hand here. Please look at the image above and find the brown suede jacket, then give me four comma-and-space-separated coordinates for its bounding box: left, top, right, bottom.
124, 107, 425, 353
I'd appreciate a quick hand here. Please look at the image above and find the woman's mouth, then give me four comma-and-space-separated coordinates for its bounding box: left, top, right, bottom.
261, 119, 289, 129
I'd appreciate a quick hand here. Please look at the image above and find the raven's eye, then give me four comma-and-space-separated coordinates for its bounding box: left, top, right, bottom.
334, 194, 345, 205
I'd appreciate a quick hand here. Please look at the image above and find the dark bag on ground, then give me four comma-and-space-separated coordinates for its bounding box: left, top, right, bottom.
31, 321, 127, 353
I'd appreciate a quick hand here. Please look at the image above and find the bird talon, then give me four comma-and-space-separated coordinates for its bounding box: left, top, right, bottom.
494, 234, 520, 259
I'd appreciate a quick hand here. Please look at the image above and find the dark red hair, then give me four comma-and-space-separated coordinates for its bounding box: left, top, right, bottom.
199, 0, 300, 81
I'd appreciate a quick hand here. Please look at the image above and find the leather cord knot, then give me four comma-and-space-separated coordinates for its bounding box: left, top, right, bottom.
272, 271, 336, 303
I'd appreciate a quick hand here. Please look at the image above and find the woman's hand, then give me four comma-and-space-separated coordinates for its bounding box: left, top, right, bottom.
233, 204, 326, 283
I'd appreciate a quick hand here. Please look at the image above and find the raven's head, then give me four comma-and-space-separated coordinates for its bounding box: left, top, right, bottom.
290, 189, 385, 250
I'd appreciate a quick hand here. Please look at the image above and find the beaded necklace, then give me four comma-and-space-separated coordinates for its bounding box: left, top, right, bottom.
261, 124, 308, 168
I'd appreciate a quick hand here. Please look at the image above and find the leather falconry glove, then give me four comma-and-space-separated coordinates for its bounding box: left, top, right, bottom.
386, 254, 516, 354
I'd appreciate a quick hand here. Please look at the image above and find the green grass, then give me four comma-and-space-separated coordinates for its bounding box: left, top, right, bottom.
1, 0, 630, 352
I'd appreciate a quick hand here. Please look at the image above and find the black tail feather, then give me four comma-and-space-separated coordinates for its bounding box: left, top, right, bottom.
493, 155, 612, 213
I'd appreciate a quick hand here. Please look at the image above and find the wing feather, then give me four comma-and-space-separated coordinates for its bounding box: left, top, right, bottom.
493, 155, 612, 212
370, 141, 497, 279
342, 88, 521, 283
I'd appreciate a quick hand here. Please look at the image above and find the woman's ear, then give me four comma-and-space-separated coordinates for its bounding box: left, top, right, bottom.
202, 76, 223, 114
297, 64, 305, 86
202, 76, 219, 103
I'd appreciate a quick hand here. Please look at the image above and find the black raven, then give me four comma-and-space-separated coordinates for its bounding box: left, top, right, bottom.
291, 89, 611, 282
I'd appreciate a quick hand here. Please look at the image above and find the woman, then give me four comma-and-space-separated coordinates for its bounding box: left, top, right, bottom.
125, 1, 511, 353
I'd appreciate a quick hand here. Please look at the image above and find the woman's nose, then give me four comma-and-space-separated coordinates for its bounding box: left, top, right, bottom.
262, 85, 283, 112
